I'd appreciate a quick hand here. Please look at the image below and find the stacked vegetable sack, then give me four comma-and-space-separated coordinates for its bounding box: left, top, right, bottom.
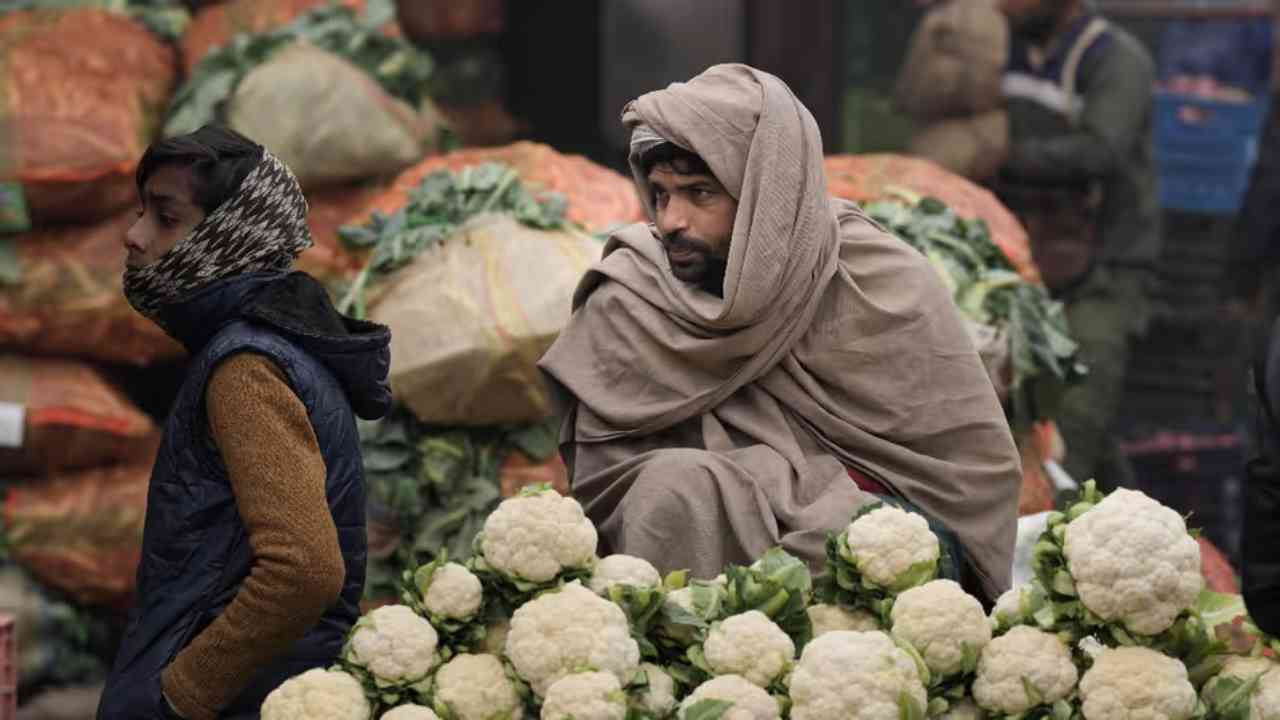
259, 480, 1279, 720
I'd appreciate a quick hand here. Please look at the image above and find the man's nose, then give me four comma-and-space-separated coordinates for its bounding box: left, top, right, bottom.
124, 218, 146, 253
658, 198, 690, 236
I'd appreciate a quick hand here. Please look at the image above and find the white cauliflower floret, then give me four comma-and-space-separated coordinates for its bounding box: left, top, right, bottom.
991, 586, 1027, 629
433, 653, 525, 720
789, 631, 927, 720
1063, 488, 1202, 636
937, 698, 986, 720
678, 675, 780, 720
345, 605, 439, 685
423, 562, 484, 621
589, 555, 661, 595
542, 672, 627, 720
972, 626, 1077, 714
1203, 657, 1280, 720
806, 604, 880, 637
505, 581, 641, 697
1078, 646, 1197, 720
891, 580, 992, 677
481, 490, 597, 583
702, 611, 795, 688
382, 706, 441, 720
845, 506, 940, 591
261, 668, 371, 720
482, 616, 511, 657
634, 663, 677, 718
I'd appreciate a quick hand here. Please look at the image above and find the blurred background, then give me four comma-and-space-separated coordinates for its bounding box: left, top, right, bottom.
0, 0, 1275, 715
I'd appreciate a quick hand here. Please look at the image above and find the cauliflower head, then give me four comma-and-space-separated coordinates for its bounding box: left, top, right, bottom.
422, 562, 484, 622
634, 663, 678, 718
1203, 657, 1280, 720
433, 653, 524, 720
1078, 646, 1197, 720
1063, 489, 1202, 636
481, 490, 597, 583
261, 668, 372, 720
678, 675, 780, 720
991, 585, 1031, 631
345, 605, 439, 685
789, 630, 927, 720
890, 579, 992, 677
505, 581, 641, 697
589, 555, 661, 595
702, 611, 795, 688
844, 506, 940, 591
382, 707, 442, 720
972, 626, 1077, 714
541, 672, 627, 720
806, 604, 880, 637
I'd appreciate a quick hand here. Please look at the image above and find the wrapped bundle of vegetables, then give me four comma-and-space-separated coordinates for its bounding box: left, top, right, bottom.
337, 162, 602, 426
265, 482, 1277, 720
865, 193, 1084, 431
165, 0, 444, 189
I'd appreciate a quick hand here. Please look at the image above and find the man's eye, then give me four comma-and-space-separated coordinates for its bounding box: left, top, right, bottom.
691, 189, 713, 201
159, 215, 178, 227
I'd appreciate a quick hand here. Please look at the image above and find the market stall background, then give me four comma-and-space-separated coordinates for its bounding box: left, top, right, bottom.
0, 0, 1266, 716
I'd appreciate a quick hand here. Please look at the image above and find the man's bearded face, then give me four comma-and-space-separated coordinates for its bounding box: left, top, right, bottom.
648, 162, 737, 295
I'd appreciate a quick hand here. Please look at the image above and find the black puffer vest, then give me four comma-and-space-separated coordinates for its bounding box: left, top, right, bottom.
98, 272, 391, 719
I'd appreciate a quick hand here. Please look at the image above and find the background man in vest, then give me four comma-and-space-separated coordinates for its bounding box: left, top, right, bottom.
97, 125, 392, 719
997, 0, 1160, 491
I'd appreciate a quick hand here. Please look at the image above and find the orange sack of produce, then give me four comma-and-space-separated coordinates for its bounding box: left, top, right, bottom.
0, 212, 184, 366
824, 154, 1039, 283
181, 0, 373, 73
3, 454, 155, 609
0, 355, 156, 476
356, 142, 646, 233
0, 9, 178, 225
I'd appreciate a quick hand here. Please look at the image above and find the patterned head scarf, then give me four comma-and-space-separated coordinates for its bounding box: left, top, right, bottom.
123, 149, 313, 322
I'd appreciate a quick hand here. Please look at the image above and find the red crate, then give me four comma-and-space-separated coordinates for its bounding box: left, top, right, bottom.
0, 613, 13, 720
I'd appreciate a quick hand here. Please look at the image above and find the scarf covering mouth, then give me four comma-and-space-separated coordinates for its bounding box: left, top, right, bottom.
123, 148, 313, 324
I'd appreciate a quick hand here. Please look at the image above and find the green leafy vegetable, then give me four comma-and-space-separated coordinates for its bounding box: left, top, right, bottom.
7, 0, 190, 39
359, 406, 560, 602
723, 548, 814, 649
335, 162, 570, 318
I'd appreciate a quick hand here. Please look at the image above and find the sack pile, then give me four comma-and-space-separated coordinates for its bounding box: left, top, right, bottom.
893, 0, 1010, 180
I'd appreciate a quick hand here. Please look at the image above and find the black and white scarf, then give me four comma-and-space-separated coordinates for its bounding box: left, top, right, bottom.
123, 149, 313, 322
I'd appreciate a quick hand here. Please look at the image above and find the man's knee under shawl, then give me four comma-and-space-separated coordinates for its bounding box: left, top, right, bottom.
538, 64, 1021, 598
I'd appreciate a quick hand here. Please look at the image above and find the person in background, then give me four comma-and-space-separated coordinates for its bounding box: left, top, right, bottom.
539, 65, 1022, 605
1245, 315, 1280, 636
996, 0, 1159, 490
97, 126, 392, 719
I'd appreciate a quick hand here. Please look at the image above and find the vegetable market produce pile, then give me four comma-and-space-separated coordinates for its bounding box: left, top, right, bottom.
262, 481, 1278, 720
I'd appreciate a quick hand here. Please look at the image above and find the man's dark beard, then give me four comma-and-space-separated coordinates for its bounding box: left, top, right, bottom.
664, 232, 728, 297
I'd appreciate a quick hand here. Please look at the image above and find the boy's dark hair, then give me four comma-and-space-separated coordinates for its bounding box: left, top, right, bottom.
640, 142, 714, 177
136, 125, 264, 215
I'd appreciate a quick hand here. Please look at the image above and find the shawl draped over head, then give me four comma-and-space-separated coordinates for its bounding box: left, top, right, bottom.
123, 148, 312, 327
538, 64, 1021, 599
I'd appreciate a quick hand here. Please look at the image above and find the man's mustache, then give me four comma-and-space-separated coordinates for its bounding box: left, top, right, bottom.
663, 232, 713, 255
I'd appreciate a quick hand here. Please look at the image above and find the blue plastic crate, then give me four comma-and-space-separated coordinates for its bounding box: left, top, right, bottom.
1153, 92, 1270, 215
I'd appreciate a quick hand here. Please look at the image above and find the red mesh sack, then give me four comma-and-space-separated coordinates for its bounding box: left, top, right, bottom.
0, 9, 178, 224
0, 355, 156, 476
0, 212, 184, 366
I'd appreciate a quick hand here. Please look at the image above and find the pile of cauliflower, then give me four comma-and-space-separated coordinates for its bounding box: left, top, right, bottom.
262, 483, 1280, 720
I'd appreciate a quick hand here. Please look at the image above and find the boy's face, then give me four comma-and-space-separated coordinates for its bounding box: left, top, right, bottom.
648, 163, 737, 294
124, 164, 206, 269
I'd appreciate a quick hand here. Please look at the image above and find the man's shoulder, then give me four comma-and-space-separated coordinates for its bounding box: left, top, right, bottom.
1088, 18, 1155, 75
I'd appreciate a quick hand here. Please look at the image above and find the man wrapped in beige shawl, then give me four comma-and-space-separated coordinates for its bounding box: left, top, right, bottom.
538, 64, 1021, 601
